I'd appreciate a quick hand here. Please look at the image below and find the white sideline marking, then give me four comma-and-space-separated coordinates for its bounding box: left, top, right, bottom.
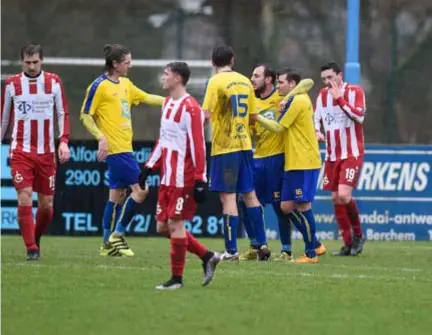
3, 262, 430, 283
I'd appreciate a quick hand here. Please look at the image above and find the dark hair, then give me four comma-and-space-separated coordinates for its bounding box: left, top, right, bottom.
166, 62, 191, 85
21, 43, 43, 60
255, 63, 276, 85
320, 62, 341, 74
277, 67, 301, 84
103, 44, 131, 73
211, 44, 235, 67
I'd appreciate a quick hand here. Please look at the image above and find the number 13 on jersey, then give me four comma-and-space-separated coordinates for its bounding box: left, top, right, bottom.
231, 94, 248, 117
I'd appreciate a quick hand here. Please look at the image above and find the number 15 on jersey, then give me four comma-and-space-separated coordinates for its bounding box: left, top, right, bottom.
231, 94, 248, 117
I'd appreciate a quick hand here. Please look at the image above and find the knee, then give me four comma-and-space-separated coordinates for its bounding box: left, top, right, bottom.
332, 193, 344, 205
295, 202, 311, 212
242, 191, 261, 208
157, 222, 169, 236
38, 198, 53, 211
17, 189, 33, 206
280, 201, 294, 214
336, 193, 352, 205
133, 188, 149, 203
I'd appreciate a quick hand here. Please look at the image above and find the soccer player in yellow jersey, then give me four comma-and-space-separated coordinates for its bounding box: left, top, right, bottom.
257, 68, 324, 263
202, 45, 269, 260
239, 64, 293, 261
80, 44, 164, 256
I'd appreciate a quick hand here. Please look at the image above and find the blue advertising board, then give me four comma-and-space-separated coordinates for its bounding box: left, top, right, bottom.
2, 143, 432, 241
264, 145, 432, 241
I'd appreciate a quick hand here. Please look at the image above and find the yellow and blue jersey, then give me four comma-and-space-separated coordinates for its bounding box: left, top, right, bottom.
202, 71, 256, 156
80, 74, 164, 155
253, 89, 285, 158
278, 93, 321, 171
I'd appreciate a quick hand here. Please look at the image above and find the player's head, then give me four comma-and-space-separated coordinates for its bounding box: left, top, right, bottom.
162, 62, 191, 91
320, 62, 343, 87
21, 43, 43, 76
103, 44, 132, 77
251, 64, 276, 96
276, 67, 301, 96
211, 44, 235, 69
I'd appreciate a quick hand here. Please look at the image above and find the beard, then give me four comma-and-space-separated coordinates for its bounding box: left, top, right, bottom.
254, 84, 266, 97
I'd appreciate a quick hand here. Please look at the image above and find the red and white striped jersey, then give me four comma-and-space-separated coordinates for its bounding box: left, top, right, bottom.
314, 83, 366, 161
145, 94, 206, 188
1, 71, 70, 154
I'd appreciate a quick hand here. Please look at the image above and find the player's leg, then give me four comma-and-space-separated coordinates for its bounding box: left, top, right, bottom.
33, 153, 57, 254
281, 170, 319, 263
34, 194, 53, 252
238, 196, 259, 260
108, 154, 149, 256
156, 211, 220, 285
324, 160, 353, 256
337, 157, 365, 256
11, 152, 38, 260
100, 189, 125, 256
268, 154, 292, 260
240, 151, 270, 261
239, 157, 264, 260
209, 152, 241, 260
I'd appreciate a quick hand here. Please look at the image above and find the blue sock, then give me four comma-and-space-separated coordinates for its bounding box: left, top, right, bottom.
102, 201, 122, 243
102, 201, 115, 243
247, 206, 267, 246
223, 214, 239, 254
239, 199, 257, 247
114, 196, 139, 234
296, 209, 317, 258
272, 202, 292, 252
288, 210, 316, 257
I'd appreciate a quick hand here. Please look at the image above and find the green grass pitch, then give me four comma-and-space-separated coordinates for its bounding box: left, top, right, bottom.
2, 236, 432, 335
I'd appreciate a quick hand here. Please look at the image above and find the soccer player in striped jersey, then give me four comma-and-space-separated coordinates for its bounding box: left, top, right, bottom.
314, 62, 366, 256
257, 68, 323, 263
1, 43, 70, 260
80, 44, 164, 256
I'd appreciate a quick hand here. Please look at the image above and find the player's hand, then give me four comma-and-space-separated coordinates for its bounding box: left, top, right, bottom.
278, 100, 287, 113
193, 180, 207, 203
58, 142, 70, 164
316, 131, 325, 142
139, 166, 152, 189
97, 136, 108, 162
329, 81, 342, 99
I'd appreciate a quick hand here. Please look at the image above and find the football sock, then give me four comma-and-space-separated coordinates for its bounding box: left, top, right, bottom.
170, 237, 188, 280
186, 230, 208, 259
223, 214, 238, 254
114, 196, 139, 234
346, 200, 363, 237
334, 204, 353, 246
102, 201, 121, 243
17, 206, 37, 251
289, 210, 317, 258
239, 199, 257, 246
272, 202, 292, 252
35, 206, 53, 241
247, 206, 267, 246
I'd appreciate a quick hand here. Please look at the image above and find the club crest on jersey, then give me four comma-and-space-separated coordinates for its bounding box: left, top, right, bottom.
235, 123, 245, 133
14, 171, 24, 183
261, 110, 276, 120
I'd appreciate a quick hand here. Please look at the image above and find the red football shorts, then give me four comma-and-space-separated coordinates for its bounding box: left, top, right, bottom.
10, 151, 57, 196
323, 156, 364, 192
156, 185, 197, 222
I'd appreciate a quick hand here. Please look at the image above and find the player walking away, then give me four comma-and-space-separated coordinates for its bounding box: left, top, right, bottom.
202, 45, 270, 261
80, 44, 164, 257
1, 44, 70, 260
238, 64, 292, 261
314, 62, 366, 256
140, 62, 221, 289
257, 68, 323, 264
